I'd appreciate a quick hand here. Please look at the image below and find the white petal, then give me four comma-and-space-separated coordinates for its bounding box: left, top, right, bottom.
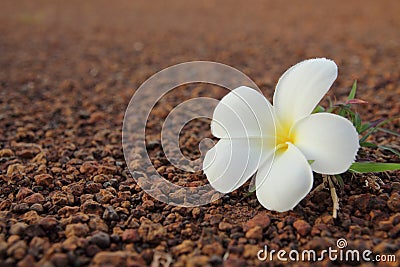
203, 138, 268, 193
273, 58, 338, 124
293, 113, 359, 174
256, 144, 313, 212
211, 86, 275, 139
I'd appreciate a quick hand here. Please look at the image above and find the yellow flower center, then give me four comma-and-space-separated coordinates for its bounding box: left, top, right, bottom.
275, 120, 296, 152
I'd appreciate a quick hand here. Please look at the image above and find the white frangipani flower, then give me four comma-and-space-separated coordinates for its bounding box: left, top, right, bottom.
203, 58, 359, 212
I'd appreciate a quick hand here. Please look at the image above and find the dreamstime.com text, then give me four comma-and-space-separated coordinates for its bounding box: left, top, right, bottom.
257, 238, 396, 263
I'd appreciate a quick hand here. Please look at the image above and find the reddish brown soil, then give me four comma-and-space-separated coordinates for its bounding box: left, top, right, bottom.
0, 1, 399, 266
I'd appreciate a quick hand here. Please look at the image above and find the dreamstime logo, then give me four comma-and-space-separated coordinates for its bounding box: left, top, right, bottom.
256, 238, 396, 263
122, 61, 274, 206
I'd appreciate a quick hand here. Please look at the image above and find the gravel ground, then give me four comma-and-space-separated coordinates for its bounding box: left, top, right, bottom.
0, 1, 399, 266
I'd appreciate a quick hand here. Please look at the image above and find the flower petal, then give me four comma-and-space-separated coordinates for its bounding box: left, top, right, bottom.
255, 144, 313, 212
203, 138, 268, 193
273, 58, 338, 124
211, 86, 275, 139
293, 113, 359, 174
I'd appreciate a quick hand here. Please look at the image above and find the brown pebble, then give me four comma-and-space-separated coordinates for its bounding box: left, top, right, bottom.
81, 200, 104, 215
89, 232, 110, 249
24, 193, 45, 205
192, 207, 201, 218
122, 229, 140, 242
0, 148, 14, 157
243, 244, 260, 258
65, 223, 89, 237
9, 222, 28, 236
50, 253, 69, 267
202, 242, 224, 256
245, 226, 263, 240
7, 240, 27, 260
103, 206, 119, 221
80, 161, 99, 174
34, 174, 54, 187
172, 240, 194, 256
293, 219, 312, 236
387, 193, 400, 212
243, 212, 271, 232
218, 222, 233, 231
39, 216, 58, 230
186, 255, 210, 267
90, 251, 146, 267
16, 187, 33, 201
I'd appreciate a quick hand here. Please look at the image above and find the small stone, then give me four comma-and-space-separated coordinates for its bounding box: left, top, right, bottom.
218, 222, 233, 231
122, 229, 140, 242
138, 217, 166, 242
62, 236, 84, 251
29, 236, 50, 258
9, 222, 28, 235
192, 207, 201, 218
95, 189, 115, 204
293, 219, 312, 236
98, 165, 117, 175
12, 203, 29, 213
16, 254, 36, 267
81, 200, 104, 215
50, 253, 69, 267
65, 223, 89, 238
202, 242, 224, 256
223, 258, 246, 267
6, 163, 25, 176
209, 214, 223, 225
25, 225, 46, 237
24, 193, 45, 204
63, 182, 84, 196
103, 206, 119, 221
172, 240, 194, 256
142, 200, 154, 210
58, 206, 80, 217
89, 232, 110, 249
39, 216, 58, 230
30, 203, 44, 212
186, 255, 210, 267
243, 212, 271, 232
0, 148, 14, 157
86, 244, 101, 257
34, 174, 54, 187
52, 192, 74, 206
388, 224, 400, 238
80, 161, 99, 174
90, 251, 145, 267
387, 193, 400, 212
243, 244, 260, 258
16, 187, 33, 201
88, 215, 109, 232
245, 226, 263, 240
378, 220, 393, 231
7, 240, 27, 260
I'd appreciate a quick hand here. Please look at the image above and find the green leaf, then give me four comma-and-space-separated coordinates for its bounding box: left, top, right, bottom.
308, 160, 315, 165
359, 118, 395, 143
359, 141, 377, 148
312, 105, 325, 114
338, 108, 347, 117
354, 113, 362, 132
349, 162, 400, 173
335, 174, 344, 188
359, 123, 371, 134
378, 145, 400, 157
348, 80, 357, 100
378, 127, 400, 137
